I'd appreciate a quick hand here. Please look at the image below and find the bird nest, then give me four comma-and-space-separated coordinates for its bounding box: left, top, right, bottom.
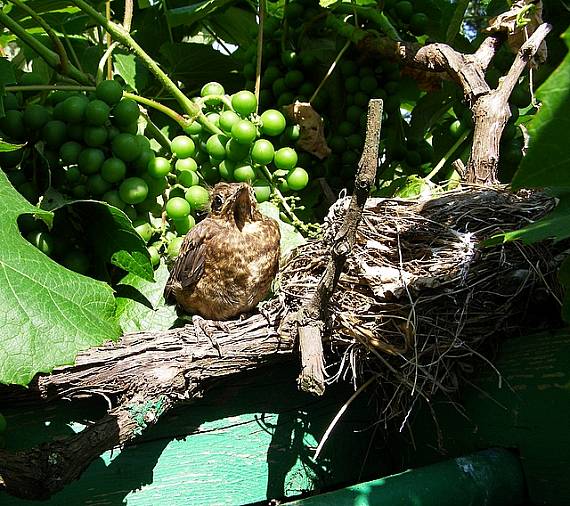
279, 186, 561, 428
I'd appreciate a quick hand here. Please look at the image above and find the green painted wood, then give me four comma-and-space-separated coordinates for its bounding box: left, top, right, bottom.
286, 448, 525, 506
395, 330, 570, 506
0, 367, 391, 505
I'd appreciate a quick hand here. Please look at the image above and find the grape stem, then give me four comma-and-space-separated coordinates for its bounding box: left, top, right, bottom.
309, 39, 351, 105
258, 166, 310, 234
123, 92, 187, 128
0, 10, 91, 85
425, 129, 470, 182
8, 0, 71, 75
96, 42, 119, 84
69, 0, 222, 135
254, 0, 266, 111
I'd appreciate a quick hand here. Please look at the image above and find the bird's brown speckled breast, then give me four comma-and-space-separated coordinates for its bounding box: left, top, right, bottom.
180, 217, 280, 320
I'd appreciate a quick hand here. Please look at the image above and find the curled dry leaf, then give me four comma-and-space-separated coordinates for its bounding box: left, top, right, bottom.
283, 101, 331, 160
485, 0, 547, 65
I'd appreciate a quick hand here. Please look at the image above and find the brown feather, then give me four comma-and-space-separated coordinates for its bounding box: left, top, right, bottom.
164, 183, 281, 320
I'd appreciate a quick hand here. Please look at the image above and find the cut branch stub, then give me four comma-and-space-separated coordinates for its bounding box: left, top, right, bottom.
295, 99, 383, 396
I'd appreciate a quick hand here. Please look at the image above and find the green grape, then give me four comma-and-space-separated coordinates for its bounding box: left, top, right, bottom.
206, 134, 229, 160
85, 99, 111, 126
226, 137, 250, 162
62, 249, 90, 274
201, 81, 225, 97
410, 12, 429, 35
0, 148, 23, 168
63, 165, 82, 184
178, 168, 200, 187
66, 123, 84, 142
148, 245, 160, 267
102, 189, 126, 209
260, 109, 286, 136
101, 157, 127, 183
286, 167, 309, 190
78, 148, 105, 174
124, 205, 138, 221
0, 110, 25, 140
167, 236, 184, 258
252, 179, 271, 202
395, 1, 413, 22
141, 173, 168, 197
112, 98, 140, 127
231, 90, 257, 117
184, 121, 202, 136
201, 163, 220, 184
166, 196, 191, 219
218, 159, 235, 181
112, 133, 142, 162
185, 185, 210, 211
133, 149, 155, 173
147, 156, 171, 178
119, 177, 149, 204
284, 70, 304, 90
251, 139, 275, 165
233, 163, 256, 183
231, 119, 257, 145
87, 173, 112, 195
133, 219, 154, 243
23, 104, 50, 131
42, 120, 67, 149
274, 147, 298, 170
219, 110, 240, 133
171, 135, 196, 159
3, 92, 19, 110
285, 124, 301, 141
83, 125, 108, 147
63, 95, 89, 123
95, 79, 123, 105
176, 157, 198, 173
27, 230, 55, 256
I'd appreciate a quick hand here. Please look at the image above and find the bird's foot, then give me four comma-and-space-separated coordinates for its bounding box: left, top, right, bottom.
192, 315, 229, 357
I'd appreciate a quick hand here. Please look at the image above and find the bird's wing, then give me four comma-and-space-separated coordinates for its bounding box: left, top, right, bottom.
164, 221, 211, 303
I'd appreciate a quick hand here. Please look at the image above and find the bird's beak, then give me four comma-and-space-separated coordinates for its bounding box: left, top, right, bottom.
233, 184, 254, 223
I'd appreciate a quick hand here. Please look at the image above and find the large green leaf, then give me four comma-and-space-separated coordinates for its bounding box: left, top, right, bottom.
0, 170, 121, 386
486, 193, 570, 246
159, 42, 241, 92
115, 261, 178, 333
73, 201, 154, 282
113, 50, 151, 93
205, 7, 256, 48
511, 27, 570, 189
166, 0, 234, 28
41, 191, 154, 282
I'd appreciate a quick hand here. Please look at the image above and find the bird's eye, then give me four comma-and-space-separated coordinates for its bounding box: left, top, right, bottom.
212, 194, 224, 211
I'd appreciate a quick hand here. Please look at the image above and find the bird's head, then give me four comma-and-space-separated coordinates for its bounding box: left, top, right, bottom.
209, 182, 261, 228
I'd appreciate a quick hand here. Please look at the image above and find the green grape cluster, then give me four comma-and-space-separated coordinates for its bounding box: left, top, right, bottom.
237, 0, 435, 193
163, 81, 309, 214
1, 75, 312, 271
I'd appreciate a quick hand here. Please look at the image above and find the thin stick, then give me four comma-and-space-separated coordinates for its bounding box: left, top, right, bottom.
314, 374, 379, 459
254, 0, 265, 110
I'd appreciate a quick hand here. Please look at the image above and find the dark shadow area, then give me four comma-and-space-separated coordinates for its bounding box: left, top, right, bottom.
0, 365, 393, 505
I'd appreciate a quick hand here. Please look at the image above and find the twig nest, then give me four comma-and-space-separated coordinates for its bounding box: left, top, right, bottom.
280, 186, 560, 425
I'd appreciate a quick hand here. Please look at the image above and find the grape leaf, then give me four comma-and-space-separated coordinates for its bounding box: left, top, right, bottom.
166, 0, 233, 28
40, 191, 154, 282
115, 261, 178, 333
113, 51, 151, 93
486, 194, 570, 246
511, 26, 570, 189
0, 140, 25, 152
258, 202, 306, 261
159, 42, 241, 92
73, 201, 154, 282
0, 170, 121, 386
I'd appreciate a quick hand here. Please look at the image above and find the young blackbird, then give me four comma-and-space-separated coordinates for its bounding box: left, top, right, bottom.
164, 182, 281, 320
